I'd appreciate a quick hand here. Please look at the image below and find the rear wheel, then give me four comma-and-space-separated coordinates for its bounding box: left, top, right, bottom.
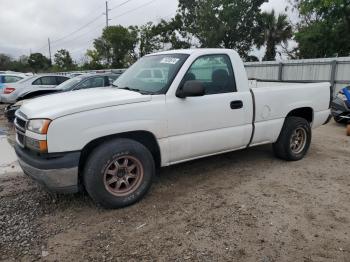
83, 138, 155, 209
273, 117, 312, 161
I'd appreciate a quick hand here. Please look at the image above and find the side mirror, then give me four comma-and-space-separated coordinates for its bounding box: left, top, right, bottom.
176, 80, 205, 99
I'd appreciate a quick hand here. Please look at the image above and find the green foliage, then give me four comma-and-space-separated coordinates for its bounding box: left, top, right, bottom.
257, 10, 293, 61
54, 49, 75, 71
292, 0, 350, 58
0, 54, 12, 70
93, 25, 138, 68
176, 0, 267, 58
152, 15, 192, 50
82, 49, 104, 70
0, 54, 33, 72
134, 22, 162, 57
28, 53, 51, 73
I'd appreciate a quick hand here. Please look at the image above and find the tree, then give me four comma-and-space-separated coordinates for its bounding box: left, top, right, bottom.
175, 0, 267, 58
257, 10, 293, 61
245, 55, 260, 62
82, 49, 104, 70
136, 22, 162, 57
27, 53, 51, 73
94, 25, 138, 68
290, 0, 350, 58
54, 49, 75, 71
153, 15, 193, 50
0, 54, 12, 71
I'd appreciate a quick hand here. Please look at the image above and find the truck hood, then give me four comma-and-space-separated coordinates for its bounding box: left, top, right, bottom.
19, 88, 152, 119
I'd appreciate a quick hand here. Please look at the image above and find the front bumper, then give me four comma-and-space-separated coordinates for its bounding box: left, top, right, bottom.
0, 94, 16, 104
15, 145, 80, 193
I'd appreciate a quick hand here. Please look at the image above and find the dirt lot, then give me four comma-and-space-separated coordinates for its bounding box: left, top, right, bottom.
0, 104, 349, 262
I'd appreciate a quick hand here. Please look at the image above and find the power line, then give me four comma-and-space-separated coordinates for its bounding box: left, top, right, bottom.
109, 0, 134, 11
33, 0, 162, 56
109, 0, 158, 21
54, 0, 160, 48
51, 14, 103, 44
52, 22, 106, 48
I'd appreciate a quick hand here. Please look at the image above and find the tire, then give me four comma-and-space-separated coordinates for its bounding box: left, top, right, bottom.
83, 138, 155, 209
273, 117, 312, 161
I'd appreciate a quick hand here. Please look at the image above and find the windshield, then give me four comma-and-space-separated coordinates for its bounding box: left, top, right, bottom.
113, 54, 189, 94
57, 77, 83, 91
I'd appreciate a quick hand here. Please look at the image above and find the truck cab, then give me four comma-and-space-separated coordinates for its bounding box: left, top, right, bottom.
14, 49, 331, 208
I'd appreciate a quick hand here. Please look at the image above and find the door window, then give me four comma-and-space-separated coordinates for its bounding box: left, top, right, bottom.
108, 75, 120, 85
183, 55, 236, 95
75, 77, 105, 89
32, 76, 57, 86
56, 76, 69, 85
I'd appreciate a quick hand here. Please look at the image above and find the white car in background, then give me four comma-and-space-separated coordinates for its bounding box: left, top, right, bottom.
0, 74, 70, 104
0, 73, 26, 88
0, 74, 27, 102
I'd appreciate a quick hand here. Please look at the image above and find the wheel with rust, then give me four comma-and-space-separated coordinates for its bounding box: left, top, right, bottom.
83, 138, 155, 209
347, 124, 350, 136
273, 117, 312, 161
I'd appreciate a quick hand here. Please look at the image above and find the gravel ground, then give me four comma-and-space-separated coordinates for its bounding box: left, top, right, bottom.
0, 104, 350, 261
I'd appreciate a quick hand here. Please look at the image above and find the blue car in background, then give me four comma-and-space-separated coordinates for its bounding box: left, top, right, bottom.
331, 86, 350, 124
331, 86, 350, 135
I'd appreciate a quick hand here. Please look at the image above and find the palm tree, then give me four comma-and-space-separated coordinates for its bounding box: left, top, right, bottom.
258, 10, 293, 61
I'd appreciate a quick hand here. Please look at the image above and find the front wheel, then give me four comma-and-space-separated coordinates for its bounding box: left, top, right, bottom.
83, 138, 155, 209
273, 117, 312, 161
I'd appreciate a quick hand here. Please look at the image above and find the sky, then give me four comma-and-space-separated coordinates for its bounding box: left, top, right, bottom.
0, 0, 291, 61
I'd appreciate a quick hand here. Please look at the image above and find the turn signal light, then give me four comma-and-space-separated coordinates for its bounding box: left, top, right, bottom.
4, 87, 16, 94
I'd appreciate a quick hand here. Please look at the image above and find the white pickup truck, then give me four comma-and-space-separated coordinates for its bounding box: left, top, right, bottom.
14, 49, 331, 208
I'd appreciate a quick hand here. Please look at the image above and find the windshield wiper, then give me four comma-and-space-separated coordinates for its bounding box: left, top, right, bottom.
118, 86, 153, 95
118, 86, 140, 92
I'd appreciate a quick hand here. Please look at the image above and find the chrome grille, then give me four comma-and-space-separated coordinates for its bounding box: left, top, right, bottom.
16, 117, 26, 130
15, 111, 28, 148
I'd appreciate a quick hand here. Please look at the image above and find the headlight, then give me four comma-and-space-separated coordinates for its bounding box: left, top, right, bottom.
25, 137, 48, 153
27, 119, 51, 134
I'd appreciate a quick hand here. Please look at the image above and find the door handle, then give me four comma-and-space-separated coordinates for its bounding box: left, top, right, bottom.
230, 100, 243, 109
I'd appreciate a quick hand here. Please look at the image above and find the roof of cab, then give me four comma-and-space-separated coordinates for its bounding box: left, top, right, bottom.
148, 48, 237, 56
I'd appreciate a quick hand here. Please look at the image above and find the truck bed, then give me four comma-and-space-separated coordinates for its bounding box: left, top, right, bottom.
247, 80, 331, 147
249, 80, 328, 89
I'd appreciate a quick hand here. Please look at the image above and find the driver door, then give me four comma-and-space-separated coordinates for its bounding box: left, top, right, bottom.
166, 54, 253, 164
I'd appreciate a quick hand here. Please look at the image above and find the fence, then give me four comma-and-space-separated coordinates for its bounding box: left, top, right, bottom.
245, 57, 350, 96
56, 68, 126, 76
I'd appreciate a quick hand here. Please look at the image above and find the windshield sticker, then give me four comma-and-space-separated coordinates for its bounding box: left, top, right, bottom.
160, 57, 180, 64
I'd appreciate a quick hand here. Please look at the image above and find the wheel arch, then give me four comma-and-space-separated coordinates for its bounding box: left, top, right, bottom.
286, 107, 314, 123
78, 130, 161, 180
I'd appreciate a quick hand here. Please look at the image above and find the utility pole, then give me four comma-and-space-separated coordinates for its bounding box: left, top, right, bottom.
103, 1, 111, 66
104, 1, 111, 28
48, 38, 52, 64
